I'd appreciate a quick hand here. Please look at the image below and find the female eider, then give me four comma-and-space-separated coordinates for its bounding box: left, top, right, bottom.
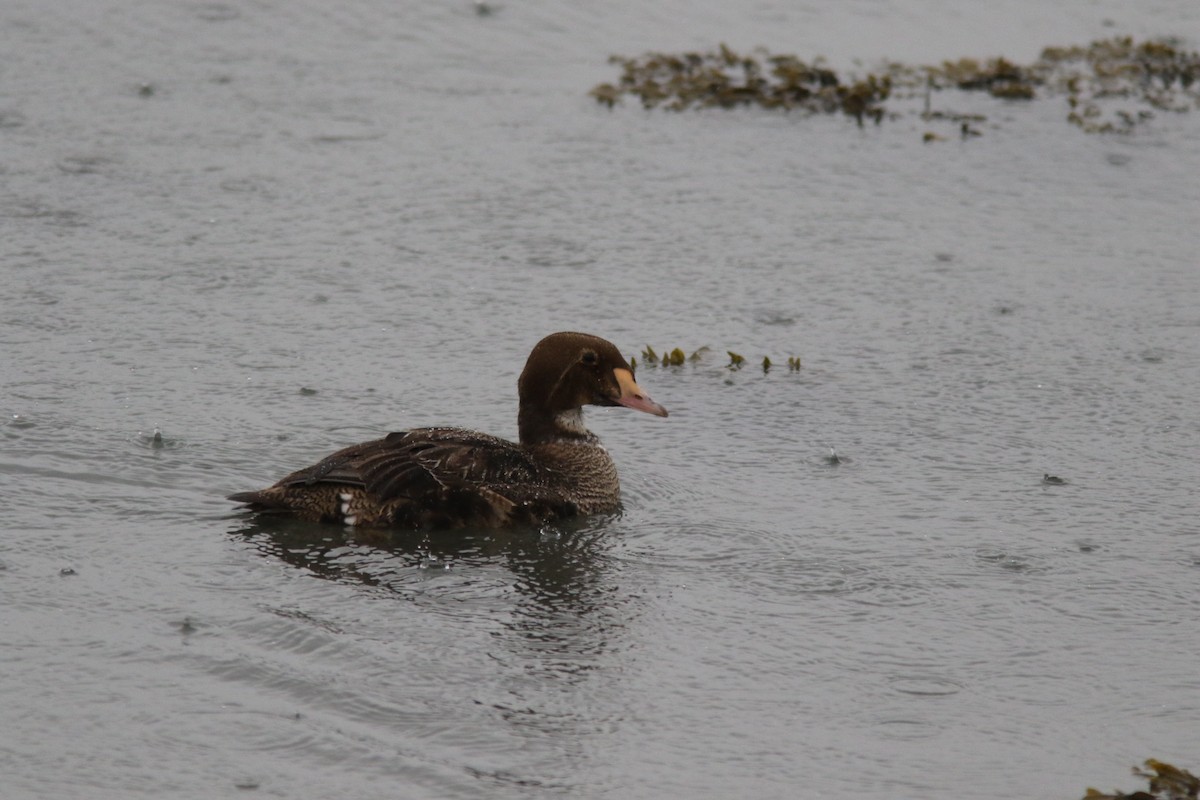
228, 332, 667, 528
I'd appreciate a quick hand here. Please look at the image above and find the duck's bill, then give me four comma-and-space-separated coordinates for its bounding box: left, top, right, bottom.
613, 368, 669, 417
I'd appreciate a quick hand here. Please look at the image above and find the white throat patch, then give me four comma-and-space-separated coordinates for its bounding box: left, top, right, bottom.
554, 408, 590, 437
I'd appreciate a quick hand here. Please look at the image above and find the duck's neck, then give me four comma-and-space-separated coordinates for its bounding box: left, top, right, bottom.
519, 405, 598, 445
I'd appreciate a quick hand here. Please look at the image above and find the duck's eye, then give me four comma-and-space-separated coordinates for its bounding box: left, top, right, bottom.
580, 351, 598, 366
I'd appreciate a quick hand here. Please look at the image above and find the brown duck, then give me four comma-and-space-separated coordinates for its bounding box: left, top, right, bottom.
228, 332, 668, 528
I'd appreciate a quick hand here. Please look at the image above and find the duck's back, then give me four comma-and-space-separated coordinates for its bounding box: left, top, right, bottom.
229, 426, 619, 528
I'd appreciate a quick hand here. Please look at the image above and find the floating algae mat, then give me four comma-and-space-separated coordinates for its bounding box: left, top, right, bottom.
590, 37, 1200, 134
1083, 759, 1200, 800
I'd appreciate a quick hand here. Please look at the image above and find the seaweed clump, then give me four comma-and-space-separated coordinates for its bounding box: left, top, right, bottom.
1040, 37, 1200, 133
1084, 759, 1200, 800
591, 44, 891, 126
591, 36, 1200, 134
926, 56, 1037, 99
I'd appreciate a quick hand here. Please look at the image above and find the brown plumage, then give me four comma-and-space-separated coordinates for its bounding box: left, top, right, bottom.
228, 332, 668, 529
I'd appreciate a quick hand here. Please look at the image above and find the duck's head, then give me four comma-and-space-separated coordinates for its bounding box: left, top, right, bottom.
518, 332, 667, 442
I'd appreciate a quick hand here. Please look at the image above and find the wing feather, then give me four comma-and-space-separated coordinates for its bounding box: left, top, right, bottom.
275, 427, 545, 506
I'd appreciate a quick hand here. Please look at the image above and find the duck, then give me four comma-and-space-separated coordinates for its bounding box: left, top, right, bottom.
228, 332, 668, 529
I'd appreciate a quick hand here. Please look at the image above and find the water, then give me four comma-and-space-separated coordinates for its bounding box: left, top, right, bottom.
3, 1, 1199, 798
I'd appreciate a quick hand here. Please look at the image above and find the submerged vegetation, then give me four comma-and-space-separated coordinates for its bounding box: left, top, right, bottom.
591, 36, 1200, 134
1084, 760, 1200, 800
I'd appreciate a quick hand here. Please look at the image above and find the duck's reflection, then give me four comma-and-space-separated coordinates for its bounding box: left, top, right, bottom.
230, 514, 639, 789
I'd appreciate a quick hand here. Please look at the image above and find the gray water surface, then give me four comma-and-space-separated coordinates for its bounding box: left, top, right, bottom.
3, 1, 1199, 798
